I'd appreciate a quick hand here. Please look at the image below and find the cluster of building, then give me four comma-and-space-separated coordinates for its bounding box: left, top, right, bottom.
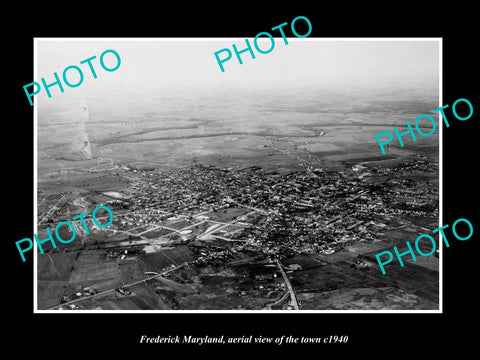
107, 157, 438, 264
39, 156, 439, 310
61, 286, 97, 304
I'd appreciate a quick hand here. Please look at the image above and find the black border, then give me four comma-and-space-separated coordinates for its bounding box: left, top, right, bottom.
6, 5, 478, 355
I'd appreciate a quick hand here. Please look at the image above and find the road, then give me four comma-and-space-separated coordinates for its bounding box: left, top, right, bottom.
48, 262, 187, 310
230, 201, 269, 215
275, 259, 300, 310
38, 194, 67, 225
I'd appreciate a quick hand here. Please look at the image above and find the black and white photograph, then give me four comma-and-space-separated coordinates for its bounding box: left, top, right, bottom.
34, 39, 441, 312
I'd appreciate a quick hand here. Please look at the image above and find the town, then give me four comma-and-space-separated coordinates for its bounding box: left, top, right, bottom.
36, 155, 439, 310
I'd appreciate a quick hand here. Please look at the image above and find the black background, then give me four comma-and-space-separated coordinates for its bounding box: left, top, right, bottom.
5, 4, 478, 356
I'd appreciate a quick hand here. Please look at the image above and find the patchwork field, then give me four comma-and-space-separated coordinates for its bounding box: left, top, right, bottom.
37, 89, 439, 179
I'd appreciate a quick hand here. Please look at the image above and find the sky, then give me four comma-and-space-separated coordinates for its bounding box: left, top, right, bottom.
35, 38, 440, 102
